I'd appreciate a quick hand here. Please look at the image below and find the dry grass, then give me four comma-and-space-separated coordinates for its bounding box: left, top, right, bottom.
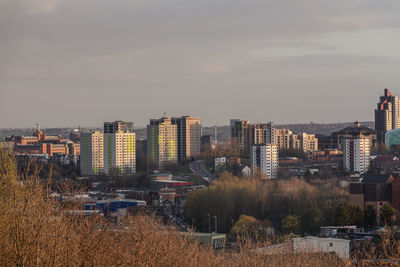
0, 150, 398, 266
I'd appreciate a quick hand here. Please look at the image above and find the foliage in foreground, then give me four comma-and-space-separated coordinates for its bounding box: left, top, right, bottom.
1, 150, 400, 266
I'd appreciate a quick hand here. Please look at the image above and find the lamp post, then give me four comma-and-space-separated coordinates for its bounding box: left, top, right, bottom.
207, 214, 211, 233
213, 215, 217, 234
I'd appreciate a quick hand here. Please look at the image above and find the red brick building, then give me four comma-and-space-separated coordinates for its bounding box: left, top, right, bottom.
8, 124, 79, 157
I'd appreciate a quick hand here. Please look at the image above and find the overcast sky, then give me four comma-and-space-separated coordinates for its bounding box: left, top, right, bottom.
1, 0, 400, 128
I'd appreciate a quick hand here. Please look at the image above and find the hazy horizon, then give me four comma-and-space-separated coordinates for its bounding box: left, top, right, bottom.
0, 120, 375, 130
1, 0, 400, 128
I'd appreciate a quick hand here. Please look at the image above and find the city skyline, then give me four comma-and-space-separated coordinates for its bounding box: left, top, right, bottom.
0, 117, 378, 130
1, 1, 400, 128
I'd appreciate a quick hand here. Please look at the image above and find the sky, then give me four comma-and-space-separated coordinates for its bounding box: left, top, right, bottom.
1, 0, 400, 128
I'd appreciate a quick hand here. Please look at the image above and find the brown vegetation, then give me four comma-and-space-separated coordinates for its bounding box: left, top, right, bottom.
185, 172, 348, 235
1, 149, 400, 266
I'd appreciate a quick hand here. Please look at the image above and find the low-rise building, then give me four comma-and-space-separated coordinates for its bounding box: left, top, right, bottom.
215, 157, 226, 171
258, 236, 350, 260
320, 226, 364, 238
182, 233, 226, 250
292, 237, 350, 260
370, 154, 400, 173
349, 174, 398, 223
9, 124, 77, 157
241, 166, 251, 178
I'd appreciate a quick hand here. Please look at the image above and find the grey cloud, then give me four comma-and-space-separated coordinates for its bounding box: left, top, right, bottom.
0, 0, 400, 127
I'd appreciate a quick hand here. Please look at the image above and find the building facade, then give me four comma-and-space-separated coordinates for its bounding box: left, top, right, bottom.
230, 119, 251, 156
147, 117, 178, 169
104, 132, 136, 175
172, 116, 201, 162
201, 135, 213, 153
251, 122, 274, 146
375, 89, 400, 143
349, 174, 398, 224
104, 121, 133, 134
331, 122, 375, 150
274, 129, 300, 150
300, 133, 318, 153
8, 124, 79, 158
231, 120, 274, 157
80, 131, 104, 175
251, 144, 279, 179
343, 137, 371, 174
385, 128, 400, 149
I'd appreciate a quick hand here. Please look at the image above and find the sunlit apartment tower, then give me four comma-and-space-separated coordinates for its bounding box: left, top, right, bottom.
171, 116, 201, 162
104, 132, 136, 175
80, 132, 104, 175
343, 137, 371, 174
230, 119, 251, 155
274, 129, 301, 150
231, 120, 274, 157
375, 89, 400, 143
251, 122, 275, 145
147, 117, 178, 169
104, 121, 133, 134
300, 133, 318, 153
251, 144, 279, 179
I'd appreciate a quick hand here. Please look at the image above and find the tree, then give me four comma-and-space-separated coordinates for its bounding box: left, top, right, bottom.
281, 215, 300, 234
230, 215, 270, 241
301, 208, 324, 235
364, 205, 377, 229
335, 201, 363, 226
380, 204, 395, 225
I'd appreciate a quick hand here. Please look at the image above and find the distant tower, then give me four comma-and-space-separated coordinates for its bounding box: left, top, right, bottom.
147, 117, 178, 169
104, 131, 136, 175
251, 144, 279, 179
80, 131, 104, 175
343, 137, 371, 174
375, 89, 400, 143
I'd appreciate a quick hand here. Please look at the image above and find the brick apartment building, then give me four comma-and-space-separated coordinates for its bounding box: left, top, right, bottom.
349, 174, 400, 223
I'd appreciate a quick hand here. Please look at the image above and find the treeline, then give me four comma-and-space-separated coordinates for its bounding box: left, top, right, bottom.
185, 173, 353, 235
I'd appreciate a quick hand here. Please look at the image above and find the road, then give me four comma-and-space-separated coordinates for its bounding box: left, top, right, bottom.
190, 160, 215, 183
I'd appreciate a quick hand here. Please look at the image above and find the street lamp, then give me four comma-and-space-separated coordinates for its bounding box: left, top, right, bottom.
207, 214, 211, 233
213, 215, 217, 234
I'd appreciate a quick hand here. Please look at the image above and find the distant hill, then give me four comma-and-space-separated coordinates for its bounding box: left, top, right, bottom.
275, 121, 374, 136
